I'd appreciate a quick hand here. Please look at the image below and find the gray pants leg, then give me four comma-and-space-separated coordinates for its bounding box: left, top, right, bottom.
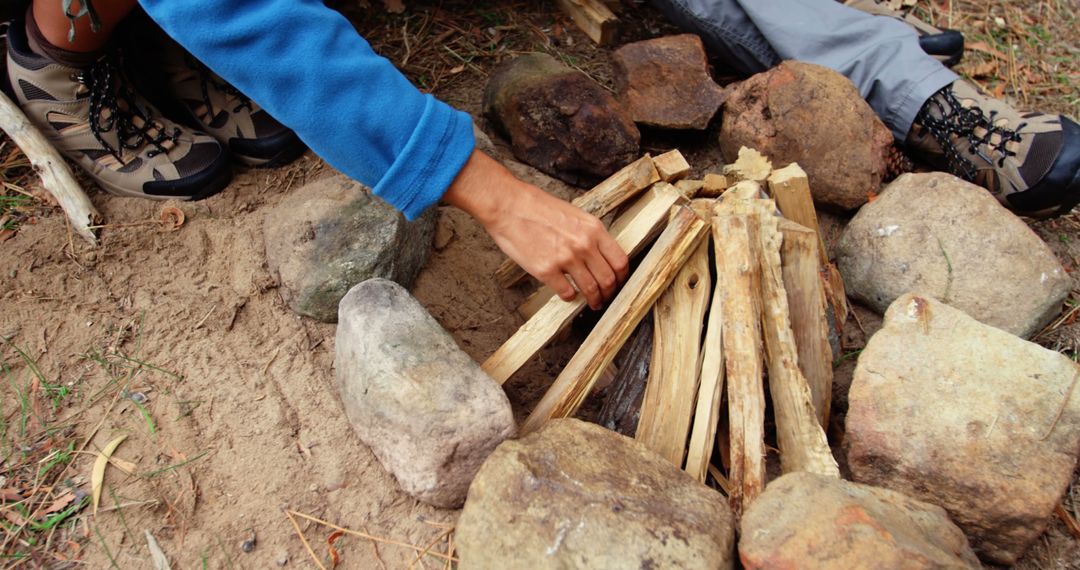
651, 0, 958, 140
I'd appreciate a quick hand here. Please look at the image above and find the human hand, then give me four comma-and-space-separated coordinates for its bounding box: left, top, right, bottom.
443, 150, 629, 310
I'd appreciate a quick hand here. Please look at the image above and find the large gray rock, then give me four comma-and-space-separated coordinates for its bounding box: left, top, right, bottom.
837, 172, 1069, 338
741, 472, 980, 570
335, 279, 515, 508
612, 34, 726, 130
456, 419, 735, 569
720, 61, 893, 210
483, 53, 640, 186
846, 293, 1080, 565
264, 175, 435, 322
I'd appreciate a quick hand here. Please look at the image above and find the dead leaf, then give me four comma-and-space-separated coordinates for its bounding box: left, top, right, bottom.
866, 191, 879, 203
2, 509, 28, 526
967, 41, 1009, 60
0, 228, 13, 243
92, 435, 127, 515
383, 0, 404, 13
449, 65, 465, 75
109, 457, 138, 474
43, 491, 76, 515
145, 529, 173, 570
328, 530, 344, 567
158, 207, 185, 231
0, 488, 23, 501
991, 82, 1007, 98
965, 60, 999, 79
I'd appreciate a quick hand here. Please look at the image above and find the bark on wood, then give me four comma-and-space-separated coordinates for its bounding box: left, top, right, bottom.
483, 182, 686, 384
779, 220, 834, 428
700, 173, 731, 197
556, 0, 619, 45
683, 228, 725, 483
653, 149, 691, 182
767, 163, 828, 266
635, 238, 711, 466
712, 198, 766, 516
597, 317, 653, 437
758, 208, 839, 477
521, 206, 709, 435
823, 262, 850, 331
494, 154, 659, 288
0, 89, 100, 244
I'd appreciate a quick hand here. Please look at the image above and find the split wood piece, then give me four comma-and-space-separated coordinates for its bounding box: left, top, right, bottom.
767, 163, 828, 267
0, 89, 100, 244
515, 180, 690, 320
676, 179, 704, 198
713, 198, 767, 516
520, 206, 709, 435
700, 173, 731, 198
494, 154, 660, 288
689, 198, 715, 221
483, 182, 687, 384
635, 237, 711, 466
683, 227, 725, 483
779, 220, 835, 429
758, 206, 839, 477
720, 180, 765, 202
556, 0, 619, 45
823, 262, 850, 330
653, 149, 691, 182
596, 317, 653, 437
722, 146, 772, 183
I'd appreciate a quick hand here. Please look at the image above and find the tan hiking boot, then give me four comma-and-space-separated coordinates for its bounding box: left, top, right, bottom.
139, 36, 305, 168
844, 0, 964, 67
907, 80, 1080, 217
3, 19, 231, 200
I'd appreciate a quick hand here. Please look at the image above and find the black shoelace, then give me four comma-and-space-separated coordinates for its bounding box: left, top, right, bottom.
915, 85, 1025, 182
78, 57, 180, 162
191, 55, 253, 116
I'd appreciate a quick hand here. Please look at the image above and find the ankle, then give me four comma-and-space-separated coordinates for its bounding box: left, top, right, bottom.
24, 5, 103, 68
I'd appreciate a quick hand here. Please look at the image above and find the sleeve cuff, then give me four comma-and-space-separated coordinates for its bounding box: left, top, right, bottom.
372, 95, 476, 220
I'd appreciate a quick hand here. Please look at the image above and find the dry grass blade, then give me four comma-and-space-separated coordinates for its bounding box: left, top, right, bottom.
285, 510, 328, 570
286, 510, 459, 563
1057, 503, 1080, 540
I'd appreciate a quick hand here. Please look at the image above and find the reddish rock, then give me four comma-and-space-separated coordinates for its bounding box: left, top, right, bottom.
720, 61, 893, 210
483, 54, 640, 186
613, 34, 727, 130
741, 472, 980, 570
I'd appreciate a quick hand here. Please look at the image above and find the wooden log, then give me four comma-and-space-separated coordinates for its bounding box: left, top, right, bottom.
758, 209, 839, 477
779, 220, 834, 428
767, 163, 828, 266
556, 0, 619, 45
683, 228, 724, 483
596, 317, 653, 437
520, 206, 709, 435
713, 198, 766, 515
483, 182, 687, 384
0, 89, 100, 245
635, 237, 711, 466
494, 154, 660, 288
700, 173, 731, 198
722, 146, 772, 183
653, 149, 691, 182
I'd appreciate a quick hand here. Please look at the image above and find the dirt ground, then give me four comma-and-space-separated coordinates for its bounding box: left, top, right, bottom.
1, 1, 1078, 569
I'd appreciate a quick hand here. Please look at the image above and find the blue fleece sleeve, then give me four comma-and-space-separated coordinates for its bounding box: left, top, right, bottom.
138, 0, 475, 219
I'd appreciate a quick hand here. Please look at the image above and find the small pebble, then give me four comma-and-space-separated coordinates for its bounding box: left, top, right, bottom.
240, 529, 257, 553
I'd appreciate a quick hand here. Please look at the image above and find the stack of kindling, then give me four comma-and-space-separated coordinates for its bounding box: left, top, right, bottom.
483, 147, 849, 515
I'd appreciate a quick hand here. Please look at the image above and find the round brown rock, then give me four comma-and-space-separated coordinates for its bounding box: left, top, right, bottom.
741, 472, 980, 570
456, 419, 735, 569
720, 61, 893, 210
